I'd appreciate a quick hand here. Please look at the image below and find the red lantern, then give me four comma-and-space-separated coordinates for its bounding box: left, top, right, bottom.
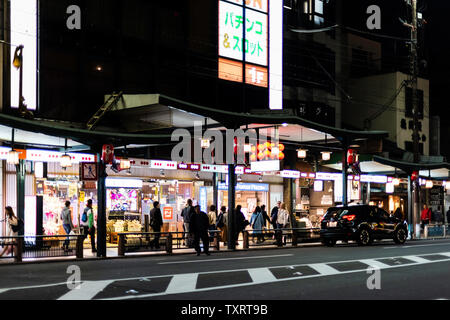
411, 171, 419, 181
347, 149, 356, 165
257, 152, 265, 161
257, 144, 265, 152
101, 144, 114, 164
278, 152, 285, 160
250, 154, 257, 162
278, 144, 285, 152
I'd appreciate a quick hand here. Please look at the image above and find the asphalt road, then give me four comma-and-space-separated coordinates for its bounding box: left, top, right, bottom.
1, 239, 450, 301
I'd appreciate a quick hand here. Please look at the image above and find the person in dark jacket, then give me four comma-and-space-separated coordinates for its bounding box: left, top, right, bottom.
190, 205, 210, 256
181, 199, 196, 247
233, 205, 247, 245
271, 201, 281, 230
394, 207, 404, 221
261, 205, 271, 228
150, 201, 163, 249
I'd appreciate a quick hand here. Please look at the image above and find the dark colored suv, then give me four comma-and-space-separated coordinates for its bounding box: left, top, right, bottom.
320, 205, 408, 246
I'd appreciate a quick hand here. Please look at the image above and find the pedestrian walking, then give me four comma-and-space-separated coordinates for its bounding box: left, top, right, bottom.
270, 201, 281, 230
60, 200, 74, 251
277, 203, 290, 245
394, 207, 404, 221
0, 207, 20, 258
234, 205, 247, 246
250, 206, 265, 243
216, 206, 228, 245
207, 205, 217, 231
181, 199, 195, 247
81, 199, 96, 253
261, 205, 271, 229
420, 204, 431, 231
190, 205, 210, 256
149, 201, 163, 249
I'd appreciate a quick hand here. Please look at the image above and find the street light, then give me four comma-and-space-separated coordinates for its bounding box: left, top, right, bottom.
60, 139, 72, 169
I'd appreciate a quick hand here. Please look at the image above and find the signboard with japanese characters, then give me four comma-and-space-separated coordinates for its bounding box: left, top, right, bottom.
218, 0, 269, 88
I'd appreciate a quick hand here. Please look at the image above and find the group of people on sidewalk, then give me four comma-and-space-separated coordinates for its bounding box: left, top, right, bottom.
420, 204, 450, 230
172, 200, 297, 256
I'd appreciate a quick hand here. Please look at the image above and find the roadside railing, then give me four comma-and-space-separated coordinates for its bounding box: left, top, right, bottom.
243, 228, 321, 249
0, 235, 84, 262
117, 231, 222, 256
423, 224, 449, 239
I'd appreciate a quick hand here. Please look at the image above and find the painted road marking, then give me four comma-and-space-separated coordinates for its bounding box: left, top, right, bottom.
360, 259, 391, 269
58, 280, 114, 300
158, 254, 293, 265
4, 251, 450, 300
402, 255, 431, 264
248, 268, 277, 284
384, 242, 450, 249
309, 263, 340, 276
165, 274, 198, 295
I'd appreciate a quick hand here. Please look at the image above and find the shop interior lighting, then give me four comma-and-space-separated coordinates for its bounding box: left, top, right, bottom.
120, 158, 131, 170
60, 139, 72, 169
237, 175, 242, 182
160, 169, 165, 177
425, 180, 433, 189
120, 145, 131, 170
258, 176, 263, 182
393, 178, 400, 186
201, 138, 210, 149
244, 144, 252, 153
297, 149, 307, 159
7, 128, 20, 165
321, 151, 332, 161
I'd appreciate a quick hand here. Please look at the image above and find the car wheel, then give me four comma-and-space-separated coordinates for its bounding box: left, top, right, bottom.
356, 229, 373, 246
393, 228, 407, 245
321, 239, 336, 247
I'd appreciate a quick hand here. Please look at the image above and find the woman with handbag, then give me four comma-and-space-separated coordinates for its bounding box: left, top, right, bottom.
0, 207, 20, 258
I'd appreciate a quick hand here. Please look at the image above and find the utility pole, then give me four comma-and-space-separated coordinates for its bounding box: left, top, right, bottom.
408, 0, 421, 238
410, 0, 419, 164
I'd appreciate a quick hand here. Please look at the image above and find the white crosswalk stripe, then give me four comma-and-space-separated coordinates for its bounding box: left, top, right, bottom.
248, 268, 277, 284
309, 263, 340, 276
360, 259, 392, 269
165, 274, 198, 295
404, 255, 436, 264
58, 280, 114, 300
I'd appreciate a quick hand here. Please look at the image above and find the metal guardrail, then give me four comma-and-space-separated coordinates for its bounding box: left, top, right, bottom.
117, 231, 222, 256
243, 228, 321, 249
423, 224, 449, 239
0, 235, 84, 262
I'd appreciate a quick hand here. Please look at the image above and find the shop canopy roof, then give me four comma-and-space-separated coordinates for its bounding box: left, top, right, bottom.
323, 154, 450, 179
0, 93, 388, 149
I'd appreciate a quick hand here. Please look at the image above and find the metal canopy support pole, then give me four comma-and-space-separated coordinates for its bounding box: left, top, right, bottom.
16, 159, 25, 235
342, 146, 348, 206
96, 156, 107, 257
367, 182, 371, 205
408, 175, 413, 239
213, 172, 218, 215
227, 164, 236, 250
